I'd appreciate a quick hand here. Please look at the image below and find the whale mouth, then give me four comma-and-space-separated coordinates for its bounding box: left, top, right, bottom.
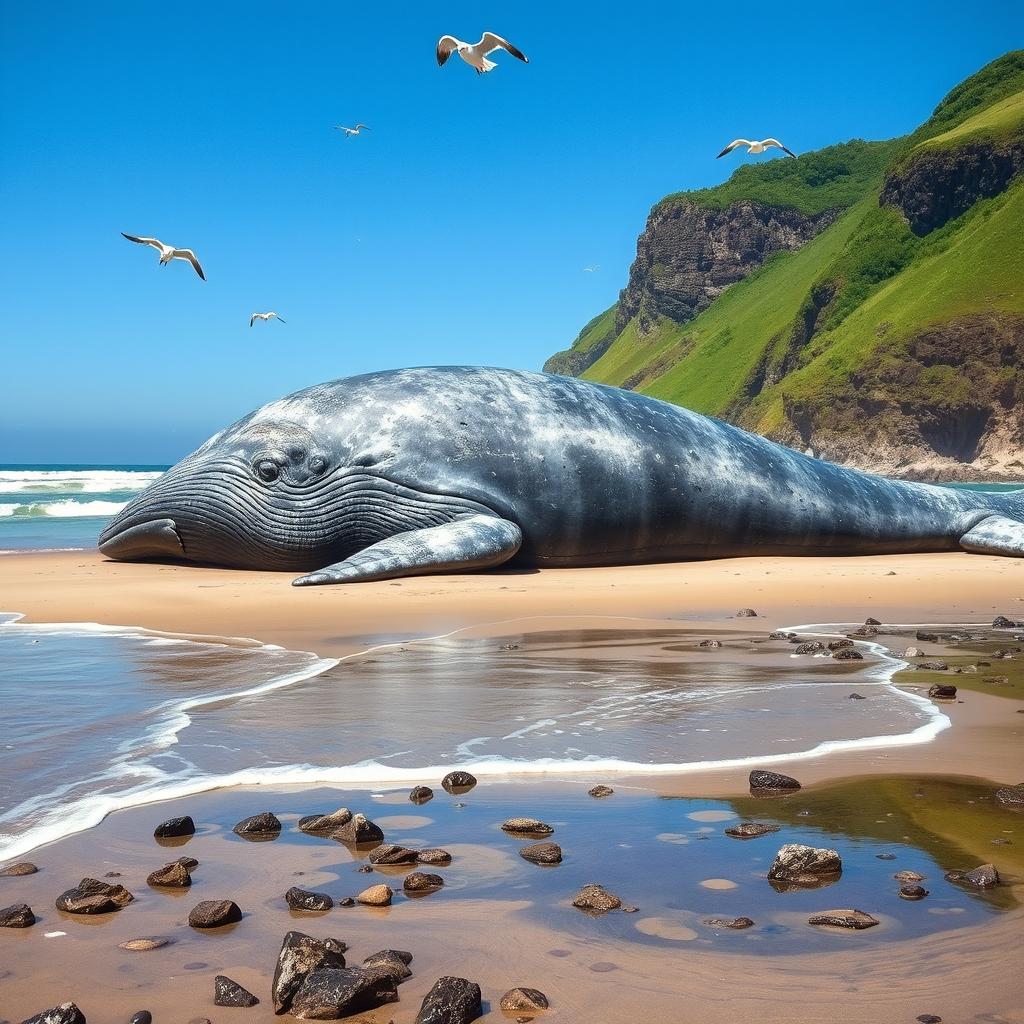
99, 518, 185, 561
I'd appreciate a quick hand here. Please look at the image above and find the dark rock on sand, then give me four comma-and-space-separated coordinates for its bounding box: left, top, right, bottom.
995, 785, 1024, 807
519, 842, 562, 865
572, 883, 621, 913
337, 897, 355, 907
232, 812, 282, 837
188, 899, 241, 928
768, 844, 842, 886
769, 631, 797, 640
704, 917, 754, 929
588, 785, 614, 798
808, 909, 879, 929
919, 661, 949, 672
286, 887, 334, 912
409, 786, 434, 804
272, 931, 348, 1014
850, 625, 878, 638
332, 813, 384, 846
153, 815, 195, 839
945, 863, 1000, 888
298, 808, 352, 834
414, 976, 482, 1024
899, 884, 929, 900
828, 639, 854, 651
698, 639, 722, 648
0, 902, 35, 927
290, 966, 398, 1019
794, 641, 825, 654
417, 848, 453, 866
735, 608, 758, 617
146, 860, 192, 888
0, 862, 38, 876
404, 872, 444, 892
725, 821, 781, 839
833, 648, 864, 661
21, 1004, 87, 1024
916, 1015, 943, 1023
501, 817, 554, 836
363, 949, 413, 982
56, 878, 134, 914
119, 937, 171, 951
749, 770, 801, 792
848, 692, 867, 699
993, 615, 1024, 629
356, 884, 393, 906
441, 771, 478, 794
214, 976, 260, 1007
927, 683, 957, 699
368, 844, 420, 865
129, 1012, 152, 1024
864, 617, 882, 626
499, 988, 549, 1013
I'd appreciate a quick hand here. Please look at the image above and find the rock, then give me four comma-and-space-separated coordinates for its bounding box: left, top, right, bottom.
0, 862, 38, 876
21, 1004, 87, 1024
848, 692, 867, 699
298, 808, 352, 834
588, 785, 614, 798
337, 897, 355, 907
864, 617, 882, 626
698, 639, 722, 648
176, 855, 199, 870
919, 661, 949, 672
571, 883, 621, 913
519, 842, 562, 865
0, 902, 35, 927
441, 771, 477, 794
769, 631, 797, 640
725, 821, 781, 839
286, 887, 334, 912
368, 843, 420, 865
332, 813, 384, 846
146, 860, 192, 888
833, 648, 864, 661
993, 615, 1024, 628
153, 815, 195, 839
130, 1013, 152, 1024
417, 848, 453, 866
119, 937, 171, 951
945, 863, 1000, 889
767, 844, 842, 886
55, 877, 134, 914
214, 976, 260, 1007
916, 631, 939, 642
735, 608, 758, 617
232, 811, 282, 837
828, 639, 854, 651
501, 817, 554, 836
290, 966, 398, 1020
850, 625, 878, 638
904, 647, 924, 657
807, 909, 879, 929
876, 853, 897, 861
704, 917, 754, 929
894, 870, 926, 883
409, 786, 434, 804
403, 872, 444, 892
188, 899, 242, 928
272, 931, 348, 1014
927, 683, 957, 699
794, 641, 825, 654
356, 884, 393, 906
362, 949, 413, 982
414, 976, 482, 1024
916, 1015, 942, 1023
749, 770, 801, 792
995, 785, 1024, 807
899, 884, 929, 900
499, 988, 549, 1013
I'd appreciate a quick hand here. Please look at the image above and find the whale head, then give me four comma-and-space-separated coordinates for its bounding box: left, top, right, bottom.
98, 418, 347, 571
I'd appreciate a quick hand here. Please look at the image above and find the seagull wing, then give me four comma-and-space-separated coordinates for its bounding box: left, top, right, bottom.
274, 315, 286, 323
437, 35, 460, 66
121, 232, 164, 250
716, 140, 751, 159
173, 248, 206, 281
763, 138, 797, 158
250, 314, 257, 327
480, 31, 528, 62
355, 124, 370, 131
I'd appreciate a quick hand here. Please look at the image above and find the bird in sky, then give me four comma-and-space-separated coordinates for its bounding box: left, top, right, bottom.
334, 124, 370, 137
121, 233, 206, 280
583, 265, 600, 273
716, 138, 796, 159
250, 312, 286, 327
436, 32, 529, 74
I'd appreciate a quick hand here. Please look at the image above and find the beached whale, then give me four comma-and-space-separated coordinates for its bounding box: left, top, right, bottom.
98, 366, 1024, 584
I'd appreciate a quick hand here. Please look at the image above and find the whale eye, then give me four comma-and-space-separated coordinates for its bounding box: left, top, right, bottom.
255, 459, 281, 483
309, 454, 328, 475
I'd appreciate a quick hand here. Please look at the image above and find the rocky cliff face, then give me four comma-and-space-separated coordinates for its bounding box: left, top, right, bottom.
616, 200, 838, 334
881, 137, 1024, 234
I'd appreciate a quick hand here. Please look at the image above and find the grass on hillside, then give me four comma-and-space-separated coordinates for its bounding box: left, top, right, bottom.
915, 89, 1024, 152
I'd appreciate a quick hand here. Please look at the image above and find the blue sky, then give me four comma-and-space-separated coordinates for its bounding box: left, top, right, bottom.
1, 1, 1019, 463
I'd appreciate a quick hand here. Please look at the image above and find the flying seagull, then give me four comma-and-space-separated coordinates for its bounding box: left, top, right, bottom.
250, 311, 286, 327
436, 32, 528, 74
121, 233, 206, 280
716, 138, 796, 159
334, 124, 370, 137
583, 265, 600, 273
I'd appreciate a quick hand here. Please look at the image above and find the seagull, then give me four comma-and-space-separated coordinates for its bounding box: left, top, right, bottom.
717, 138, 796, 159
583, 265, 600, 273
250, 311, 286, 327
121, 233, 206, 279
334, 124, 370, 137
436, 32, 529, 74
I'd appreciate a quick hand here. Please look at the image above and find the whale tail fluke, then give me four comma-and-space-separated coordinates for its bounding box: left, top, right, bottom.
960, 514, 1024, 556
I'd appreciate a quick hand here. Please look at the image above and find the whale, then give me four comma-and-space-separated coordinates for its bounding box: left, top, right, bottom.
98, 366, 1024, 584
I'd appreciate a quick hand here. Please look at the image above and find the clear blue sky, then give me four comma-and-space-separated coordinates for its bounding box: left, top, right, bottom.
1, 1, 1019, 463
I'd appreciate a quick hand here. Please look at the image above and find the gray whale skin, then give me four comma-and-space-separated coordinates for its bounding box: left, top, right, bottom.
99, 366, 1024, 585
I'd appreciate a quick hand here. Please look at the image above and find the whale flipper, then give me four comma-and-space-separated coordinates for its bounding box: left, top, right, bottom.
292, 514, 523, 586
960, 515, 1024, 556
